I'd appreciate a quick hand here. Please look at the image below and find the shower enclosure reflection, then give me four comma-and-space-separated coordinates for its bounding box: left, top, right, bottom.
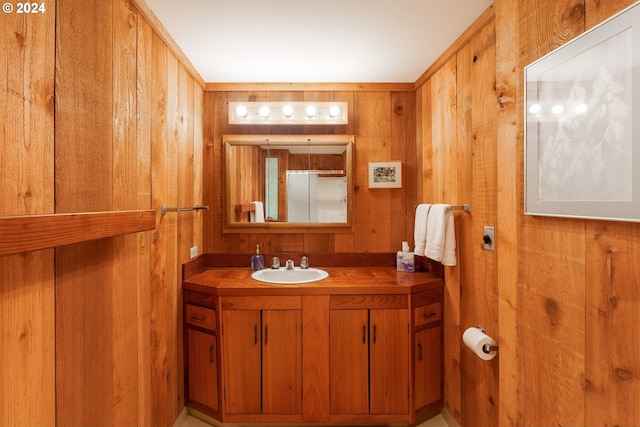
223, 134, 354, 232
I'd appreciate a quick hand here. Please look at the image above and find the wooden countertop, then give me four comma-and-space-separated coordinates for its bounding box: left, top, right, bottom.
183, 267, 443, 296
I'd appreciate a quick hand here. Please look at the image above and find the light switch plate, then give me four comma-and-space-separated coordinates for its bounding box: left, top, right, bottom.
483, 226, 495, 251
189, 246, 198, 259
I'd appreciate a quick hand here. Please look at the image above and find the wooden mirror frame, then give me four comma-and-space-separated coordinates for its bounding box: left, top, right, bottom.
223, 134, 355, 233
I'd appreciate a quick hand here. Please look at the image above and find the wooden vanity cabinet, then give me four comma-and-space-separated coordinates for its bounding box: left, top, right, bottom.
412, 289, 444, 419
181, 263, 445, 425
221, 296, 302, 418
183, 292, 220, 418
329, 295, 409, 417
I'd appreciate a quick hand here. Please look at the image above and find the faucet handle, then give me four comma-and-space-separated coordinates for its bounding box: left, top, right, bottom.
271, 257, 280, 269
300, 256, 309, 269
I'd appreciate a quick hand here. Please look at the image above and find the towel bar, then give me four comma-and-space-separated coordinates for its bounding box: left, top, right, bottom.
415, 203, 471, 213
448, 204, 471, 213
161, 205, 209, 215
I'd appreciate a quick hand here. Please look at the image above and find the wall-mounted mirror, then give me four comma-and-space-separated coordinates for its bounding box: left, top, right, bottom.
224, 134, 354, 233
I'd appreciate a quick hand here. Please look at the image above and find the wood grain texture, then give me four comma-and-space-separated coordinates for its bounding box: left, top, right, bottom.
203, 89, 414, 255
585, 221, 640, 425
495, 0, 520, 426
302, 295, 331, 422
54, 1, 117, 426
206, 82, 414, 92
0, 10, 55, 415
427, 56, 463, 422
419, 2, 640, 427
585, 0, 636, 29
164, 49, 183, 423
0, 210, 155, 257
136, 12, 154, 427
261, 309, 303, 414
2, 1, 199, 426
457, 17, 498, 427
149, 26, 171, 427
111, 2, 141, 425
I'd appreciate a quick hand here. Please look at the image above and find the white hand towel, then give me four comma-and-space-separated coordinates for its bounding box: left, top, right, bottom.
424, 204, 457, 266
414, 204, 431, 256
250, 201, 265, 223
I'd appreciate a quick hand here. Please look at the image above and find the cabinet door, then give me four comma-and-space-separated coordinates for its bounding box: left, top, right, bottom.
187, 328, 218, 411
222, 310, 261, 414
329, 309, 369, 415
261, 309, 302, 414
415, 326, 442, 409
369, 309, 409, 415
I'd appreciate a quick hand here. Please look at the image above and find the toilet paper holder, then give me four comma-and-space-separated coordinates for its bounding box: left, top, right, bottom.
476, 326, 499, 354
482, 343, 499, 353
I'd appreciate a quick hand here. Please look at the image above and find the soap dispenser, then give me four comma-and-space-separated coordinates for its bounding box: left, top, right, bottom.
251, 244, 264, 271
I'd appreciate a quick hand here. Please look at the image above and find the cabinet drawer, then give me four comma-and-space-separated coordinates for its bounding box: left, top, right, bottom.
414, 302, 441, 328
186, 304, 216, 331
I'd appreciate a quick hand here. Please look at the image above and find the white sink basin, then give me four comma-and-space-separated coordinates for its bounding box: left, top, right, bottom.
251, 267, 328, 284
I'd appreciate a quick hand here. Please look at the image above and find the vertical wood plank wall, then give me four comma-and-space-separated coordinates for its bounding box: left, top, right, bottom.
3, 0, 640, 426
0, 0, 203, 426
203, 90, 417, 255
0, 2, 56, 426
418, 0, 639, 426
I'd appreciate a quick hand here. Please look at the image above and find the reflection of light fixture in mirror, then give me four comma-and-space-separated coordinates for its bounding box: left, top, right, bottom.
574, 103, 588, 114
528, 103, 541, 114
229, 101, 348, 125
235, 105, 248, 118
305, 105, 317, 117
551, 104, 564, 115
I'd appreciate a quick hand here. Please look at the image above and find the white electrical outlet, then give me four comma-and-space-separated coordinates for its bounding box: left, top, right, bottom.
189, 246, 198, 259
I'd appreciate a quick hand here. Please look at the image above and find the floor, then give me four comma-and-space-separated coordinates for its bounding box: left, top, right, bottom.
178, 411, 453, 427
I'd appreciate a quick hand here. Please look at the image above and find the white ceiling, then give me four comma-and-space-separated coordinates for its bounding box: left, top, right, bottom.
144, 0, 494, 83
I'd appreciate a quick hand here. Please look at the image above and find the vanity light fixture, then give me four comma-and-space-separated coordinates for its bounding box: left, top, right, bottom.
259, 106, 271, 118
229, 101, 348, 125
305, 105, 317, 117
282, 105, 294, 117
235, 105, 249, 118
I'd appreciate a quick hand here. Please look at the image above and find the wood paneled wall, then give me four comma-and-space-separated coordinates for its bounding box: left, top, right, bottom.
419, 1, 639, 426
0, 3, 56, 426
4, 1, 639, 427
203, 90, 417, 255
0, 0, 203, 426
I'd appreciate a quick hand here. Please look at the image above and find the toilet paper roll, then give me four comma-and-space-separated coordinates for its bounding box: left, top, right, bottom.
463, 327, 497, 361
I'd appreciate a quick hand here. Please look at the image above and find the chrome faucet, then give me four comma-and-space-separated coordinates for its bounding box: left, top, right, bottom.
271, 257, 280, 269
285, 259, 294, 270
300, 256, 309, 269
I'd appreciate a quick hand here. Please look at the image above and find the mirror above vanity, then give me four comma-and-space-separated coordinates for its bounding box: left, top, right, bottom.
223, 134, 354, 233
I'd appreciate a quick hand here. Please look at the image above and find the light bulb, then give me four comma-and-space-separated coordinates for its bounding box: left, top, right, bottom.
528, 103, 541, 114
259, 106, 270, 118
282, 105, 293, 117
574, 103, 588, 114
235, 105, 248, 118
329, 105, 340, 118
551, 104, 564, 115
306, 105, 317, 117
